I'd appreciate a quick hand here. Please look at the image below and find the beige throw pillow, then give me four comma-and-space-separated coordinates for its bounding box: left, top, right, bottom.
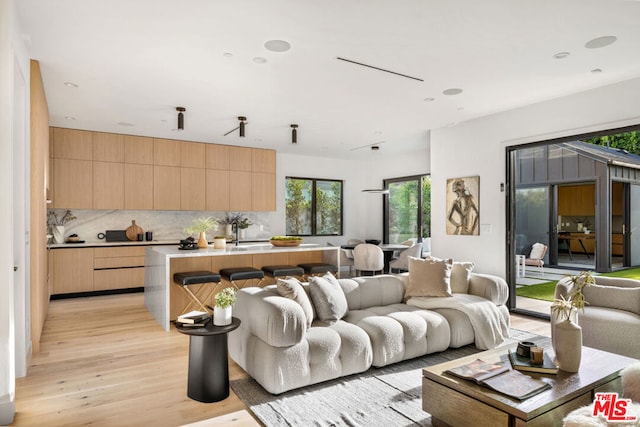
426, 256, 475, 294
309, 274, 349, 322
276, 277, 314, 329
406, 256, 453, 297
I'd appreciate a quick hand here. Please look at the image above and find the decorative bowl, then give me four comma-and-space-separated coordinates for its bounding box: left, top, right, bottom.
270, 239, 302, 247
365, 239, 381, 245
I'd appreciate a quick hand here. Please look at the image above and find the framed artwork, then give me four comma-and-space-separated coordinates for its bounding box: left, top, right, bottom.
446, 176, 480, 235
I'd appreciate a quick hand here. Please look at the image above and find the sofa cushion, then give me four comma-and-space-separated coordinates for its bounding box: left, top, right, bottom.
277, 277, 314, 329
583, 284, 640, 316
451, 261, 475, 294
339, 275, 405, 310
309, 274, 349, 322
406, 256, 453, 297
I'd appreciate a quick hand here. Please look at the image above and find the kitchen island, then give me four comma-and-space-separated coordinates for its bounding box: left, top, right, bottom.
145, 243, 338, 330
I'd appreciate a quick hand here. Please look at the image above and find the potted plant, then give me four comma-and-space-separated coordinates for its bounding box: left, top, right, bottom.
213, 287, 237, 325
184, 216, 218, 249
47, 209, 77, 244
550, 270, 595, 372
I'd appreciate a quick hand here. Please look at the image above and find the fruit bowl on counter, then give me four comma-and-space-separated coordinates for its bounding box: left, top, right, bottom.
270, 236, 303, 247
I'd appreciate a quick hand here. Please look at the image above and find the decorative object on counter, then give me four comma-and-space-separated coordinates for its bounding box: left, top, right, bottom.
270, 236, 303, 247
214, 287, 237, 326
47, 209, 77, 244
125, 220, 143, 241
550, 270, 595, 372
184, 216, 219, 249
179, 237, 198, 250
145, 231, 153, 241
213, 236, 227, 249
65, 233, 83, 243
573, 217, 591, 232
218, 213, 252, 240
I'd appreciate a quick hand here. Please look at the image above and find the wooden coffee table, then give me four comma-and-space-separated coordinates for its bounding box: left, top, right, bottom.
422, 341, 637, 427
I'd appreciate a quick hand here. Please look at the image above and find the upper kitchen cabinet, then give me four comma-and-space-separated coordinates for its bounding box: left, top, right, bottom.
181, 141, 205, 169
558, 184, 596, 216
154, 165, 181, 210
612, 182, 624, 216
252, 172, 276, 211
229, 146, 252, 171
181, 167, 206, 210
51, 127, 92, 160
124, 135, 154, 165
52, 158, 93, 208
93, 132, 125, 162
124, 164, 153, 210
93, 161, 124, 209
252, 148, 276, 173
154, 138, 181, 166
205, 144, 230, 170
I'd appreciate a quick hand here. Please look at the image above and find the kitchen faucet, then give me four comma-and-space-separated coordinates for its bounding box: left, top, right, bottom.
234, 222, 240, 246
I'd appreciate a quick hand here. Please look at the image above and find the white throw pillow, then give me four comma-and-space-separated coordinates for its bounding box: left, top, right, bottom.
529, 243, 545, 259
406, 256, 453, 298
276, 277, 314, 329
426, 256, 475, 294
309, 274, 349, 322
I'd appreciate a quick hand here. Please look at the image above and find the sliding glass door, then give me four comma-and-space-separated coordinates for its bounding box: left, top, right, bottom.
383, 175, 431, 245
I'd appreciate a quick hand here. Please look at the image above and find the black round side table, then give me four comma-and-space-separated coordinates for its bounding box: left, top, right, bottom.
176, 317, 241, 403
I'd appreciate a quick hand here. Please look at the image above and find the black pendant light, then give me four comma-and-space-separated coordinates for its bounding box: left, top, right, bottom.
176, 107, 185, 130
238, 116, 247, 137
290, 124, 298, 144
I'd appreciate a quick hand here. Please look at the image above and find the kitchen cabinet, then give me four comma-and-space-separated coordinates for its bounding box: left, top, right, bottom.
612, 233, 623, 256
94, 246, 145, 291
205, 169, 230, 211
181, 141, 205, 168
51, 127, 93, 160
205, 144, 230, 170
612, 182, 624, 216
229, 170, 252, 211
229, 146, 252, 171
252, 172, 276, 211
51, 248, 94, 294
252, 148, 276, 173
558, 184, 595, 216
154, 165, 181, 210
124, 135, 154, 165
52, 158, 93, 209
93, 161, 124, 209
181, 167, 206, 211
93, 132, 124, 162
124, 164, 153, 210
154, 138, 181, 166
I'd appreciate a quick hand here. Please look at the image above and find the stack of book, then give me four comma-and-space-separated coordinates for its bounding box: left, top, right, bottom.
176, 310, 211, 328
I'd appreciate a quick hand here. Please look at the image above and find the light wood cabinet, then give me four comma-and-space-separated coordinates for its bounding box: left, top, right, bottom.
93, 246, 146, 291
51, 248, 94, 294
124, 135, 154, 165
124, 164, 154, 210
205, 144, 230, 170
612, 233, 623, 256
154, 138, 181, 166
93, 132, 124, 162
558, 184, 595, 216
93, 161, 124, 209
229, 170, 252, 210
154, 165, 181, 210
612, 182, 624, 216
181, 167, 206, 211
51, 127, 93, 160
252, 172, 276, 211
252, 148, 276, 173
181, 141, 205, 168
229, 146, 252, 171
52, 158, 93, 208
205, 169, 230, 211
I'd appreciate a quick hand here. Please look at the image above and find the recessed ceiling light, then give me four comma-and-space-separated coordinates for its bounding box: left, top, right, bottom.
223, 52, 233, 58
423, 97, 435, 102
457, 107, 465, 111
117, 122, 135, 127
553, 52, 570, 59
64, 82, 78, 88
64, 115, 76, 120
253, 57, 267, 64
443, 88, 463, 96
585, 36, 617, 49
591, 68, 603, 74
264, 40, 291, 52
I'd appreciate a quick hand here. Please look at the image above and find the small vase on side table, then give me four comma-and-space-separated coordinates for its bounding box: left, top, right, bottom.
214, 306, 232, 326
552, 318, 582, 372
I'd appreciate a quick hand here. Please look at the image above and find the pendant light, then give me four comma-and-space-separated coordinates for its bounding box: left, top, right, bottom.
238, 116, 247, 137
290, 124, 298, 144
176, 107, 185, 130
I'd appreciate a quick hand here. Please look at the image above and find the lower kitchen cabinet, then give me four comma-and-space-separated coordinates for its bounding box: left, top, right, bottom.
51, 248, 94, 294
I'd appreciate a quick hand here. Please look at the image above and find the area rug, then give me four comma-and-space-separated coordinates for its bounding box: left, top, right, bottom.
231, 329, 545, 427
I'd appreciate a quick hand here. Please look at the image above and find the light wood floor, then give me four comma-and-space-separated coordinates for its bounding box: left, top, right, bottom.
12, 293, 550, 426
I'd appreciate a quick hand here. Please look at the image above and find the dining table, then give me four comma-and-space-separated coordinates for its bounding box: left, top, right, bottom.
340, 243, 411, 273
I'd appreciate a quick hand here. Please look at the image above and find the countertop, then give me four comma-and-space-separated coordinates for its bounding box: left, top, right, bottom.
48, 239, 270, 249
147, 243, 334, 258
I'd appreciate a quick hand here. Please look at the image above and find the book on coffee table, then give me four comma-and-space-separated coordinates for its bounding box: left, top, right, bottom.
445, 358, 552, 400
508, 350, 559, 374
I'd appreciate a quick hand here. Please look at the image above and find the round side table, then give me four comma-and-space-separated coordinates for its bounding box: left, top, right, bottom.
176, 317, 241, 403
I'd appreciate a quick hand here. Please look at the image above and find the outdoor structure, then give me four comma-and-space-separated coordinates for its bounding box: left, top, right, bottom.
513, 141, 640, 273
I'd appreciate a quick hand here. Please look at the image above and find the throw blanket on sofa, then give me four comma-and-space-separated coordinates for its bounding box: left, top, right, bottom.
406, 294, 509, 349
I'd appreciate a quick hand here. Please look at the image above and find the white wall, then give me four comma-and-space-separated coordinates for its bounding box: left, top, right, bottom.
431, 77, 640, 277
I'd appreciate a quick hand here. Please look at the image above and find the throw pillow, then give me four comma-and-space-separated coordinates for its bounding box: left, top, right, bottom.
583, 284, 640, 316
426, 256, 475, 294
529, 243, 545, 259
276, 277, 314, 329
309, 274, 349, 322
406, 256, 453, 298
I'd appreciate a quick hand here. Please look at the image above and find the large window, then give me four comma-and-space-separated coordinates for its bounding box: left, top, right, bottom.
384, 175, 431, 243
286, 177, 343, 236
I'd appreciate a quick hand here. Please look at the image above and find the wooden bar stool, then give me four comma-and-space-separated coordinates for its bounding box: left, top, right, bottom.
297, 263, 338, 280
173, 271, 222, 315
261, 265, 305, 283
219, 267, 264, 289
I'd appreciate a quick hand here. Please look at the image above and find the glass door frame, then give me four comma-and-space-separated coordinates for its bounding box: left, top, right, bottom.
382, 174, 430, 244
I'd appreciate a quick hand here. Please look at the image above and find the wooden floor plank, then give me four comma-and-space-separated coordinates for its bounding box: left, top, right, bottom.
12, 292, 550, 426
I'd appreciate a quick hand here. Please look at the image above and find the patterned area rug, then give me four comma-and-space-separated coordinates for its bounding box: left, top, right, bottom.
231, 329, 545, 427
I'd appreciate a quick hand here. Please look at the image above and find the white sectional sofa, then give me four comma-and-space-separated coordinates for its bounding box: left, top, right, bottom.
229, 271, 509, 394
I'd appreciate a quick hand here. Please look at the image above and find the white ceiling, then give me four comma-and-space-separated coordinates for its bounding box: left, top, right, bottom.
16, 0, 640, 159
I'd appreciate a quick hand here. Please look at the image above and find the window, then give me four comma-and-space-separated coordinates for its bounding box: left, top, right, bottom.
286, 177, 343, 236
384, 175, 431, 243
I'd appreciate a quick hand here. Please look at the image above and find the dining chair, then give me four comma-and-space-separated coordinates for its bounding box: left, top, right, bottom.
389, 243, 423, 273
324, 242, 355, 277
353, 243, 384, 276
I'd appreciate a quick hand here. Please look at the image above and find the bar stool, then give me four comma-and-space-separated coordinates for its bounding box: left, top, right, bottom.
173, 271, 222, 315
219, 267, 264, 289
297, 263, 338, 280
261, 265, 305, 284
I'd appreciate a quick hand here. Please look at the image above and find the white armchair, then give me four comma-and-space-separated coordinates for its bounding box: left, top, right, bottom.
389, 243, 423, 273
353, 243, 384, 276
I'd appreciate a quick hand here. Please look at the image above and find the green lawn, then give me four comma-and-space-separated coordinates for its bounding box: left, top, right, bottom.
515, 267, 640, 302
